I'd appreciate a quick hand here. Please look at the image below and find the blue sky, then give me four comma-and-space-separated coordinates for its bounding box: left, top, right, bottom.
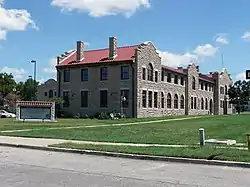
0, 0, 250, 83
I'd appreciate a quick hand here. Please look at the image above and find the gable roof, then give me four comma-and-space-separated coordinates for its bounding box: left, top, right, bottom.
56, 45, 138, 67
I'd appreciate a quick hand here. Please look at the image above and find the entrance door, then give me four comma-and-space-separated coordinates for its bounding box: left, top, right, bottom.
209, 99, 213, 115
223, 100, 228, 115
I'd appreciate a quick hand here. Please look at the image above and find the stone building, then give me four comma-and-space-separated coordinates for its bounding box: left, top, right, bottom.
37, 79, 57, 101
55, 37, 233, 118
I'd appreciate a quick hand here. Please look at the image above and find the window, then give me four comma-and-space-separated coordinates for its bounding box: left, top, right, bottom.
167, 73, 171, 83
220, 87, 224, 94
148, 91, 153, 108
191, 97, 194, 109
44, 92, 47, 97
167, 93, 172, 108
180, 77, 184, 86
201, 82, 204, 90
142, 90, 147, 108
174, 94, 178, 109
154, 92, 158, 108
208, 84, 211, 91
142, 68, 146, 80
174, 75, 178, 84
201, 98, 204, 110
63, 91, 70, 108
81, 91, 88, 108
100, 90, 108, 107
225, 85, 228, 94
180, 95, 184, 109
192, 77, 196, 90
161, 70, 164, 81
194, 97, 197, 109
229, 103, 231, 108
81, 69, 88, 81
161, 92, 164, 108
54, 92, 56, 97
205, 83, 208, 91
121, 66, 129, 80
121, 90, 129, 108
155, 71, 158, 82
205, 98, 208, 110
147, 63, 153, 81
100, 67, 108, 81
49, 90, 53, 98
63, 70, 70, 82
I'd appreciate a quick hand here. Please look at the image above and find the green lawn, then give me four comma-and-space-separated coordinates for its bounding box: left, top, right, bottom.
0, 115, 193, 131
2, 115, 249, 146
50, 143, 250, 163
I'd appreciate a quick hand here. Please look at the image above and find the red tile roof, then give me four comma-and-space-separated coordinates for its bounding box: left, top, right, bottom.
17, 101, 54, 107
162, 65, 187, 75
56, 45, 138, 67
199, 74, 214, 82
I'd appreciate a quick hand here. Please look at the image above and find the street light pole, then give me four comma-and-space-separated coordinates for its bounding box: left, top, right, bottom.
31, 60, 36, 100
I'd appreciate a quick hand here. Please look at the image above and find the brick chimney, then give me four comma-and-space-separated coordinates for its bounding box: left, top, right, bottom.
57, 56, 63, 65
109, 37, 117, 59
76, 41, 84, 62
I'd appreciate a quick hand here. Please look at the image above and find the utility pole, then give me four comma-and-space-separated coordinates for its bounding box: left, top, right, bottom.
221, 53, 224, 69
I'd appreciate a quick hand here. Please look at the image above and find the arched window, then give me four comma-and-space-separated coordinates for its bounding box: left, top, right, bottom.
167, 93, 172, 109
192, 76, 196, 90
180, 95, 185, 109
161, 92, 164, 108
49, 89, 53, 98
201, 98, 204, 110
205, 98, 208, 110
147, 63, 153, 81
174, 94, 178, 109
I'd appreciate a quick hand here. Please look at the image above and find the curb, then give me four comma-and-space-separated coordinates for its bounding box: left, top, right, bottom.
0, 142, 250, 168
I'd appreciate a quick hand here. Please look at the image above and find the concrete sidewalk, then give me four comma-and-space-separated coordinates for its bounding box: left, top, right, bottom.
0, 136, 247, 150
0, 136, 191, 148
0, 136, 249, 169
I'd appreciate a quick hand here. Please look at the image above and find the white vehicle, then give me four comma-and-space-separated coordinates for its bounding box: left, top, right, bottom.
0, 110, 16, 118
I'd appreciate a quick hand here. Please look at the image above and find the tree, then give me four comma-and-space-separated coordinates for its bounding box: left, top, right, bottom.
0, 73, 17, 106
228, 80, 250, 114
4, 92, 21, 112
19, 78, 39, 101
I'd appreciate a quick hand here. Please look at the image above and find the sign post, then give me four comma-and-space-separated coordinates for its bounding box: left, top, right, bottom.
246, 70, 250, 80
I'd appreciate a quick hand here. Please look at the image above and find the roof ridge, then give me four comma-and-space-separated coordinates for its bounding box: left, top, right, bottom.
77, 45, 138, 53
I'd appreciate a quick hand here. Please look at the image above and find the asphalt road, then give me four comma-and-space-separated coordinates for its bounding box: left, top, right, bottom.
0, 147, 249, 187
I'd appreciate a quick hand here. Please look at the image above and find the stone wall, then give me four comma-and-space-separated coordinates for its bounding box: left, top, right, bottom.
135, 42, 163, 117
218, 69, 233, 115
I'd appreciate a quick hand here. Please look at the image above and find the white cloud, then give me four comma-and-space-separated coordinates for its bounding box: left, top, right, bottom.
214, 34, 229, 45
43, 58, 57, 74
0, 66, 26, 81
159, 43, 218, 67
51, 0, 150, 17
158, 51, 198, 67
0, 2, 37, 41
193, 44, 218, 57
0, 29, 6, 40
242, 31, 250, 42
236, 72, 246, 80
